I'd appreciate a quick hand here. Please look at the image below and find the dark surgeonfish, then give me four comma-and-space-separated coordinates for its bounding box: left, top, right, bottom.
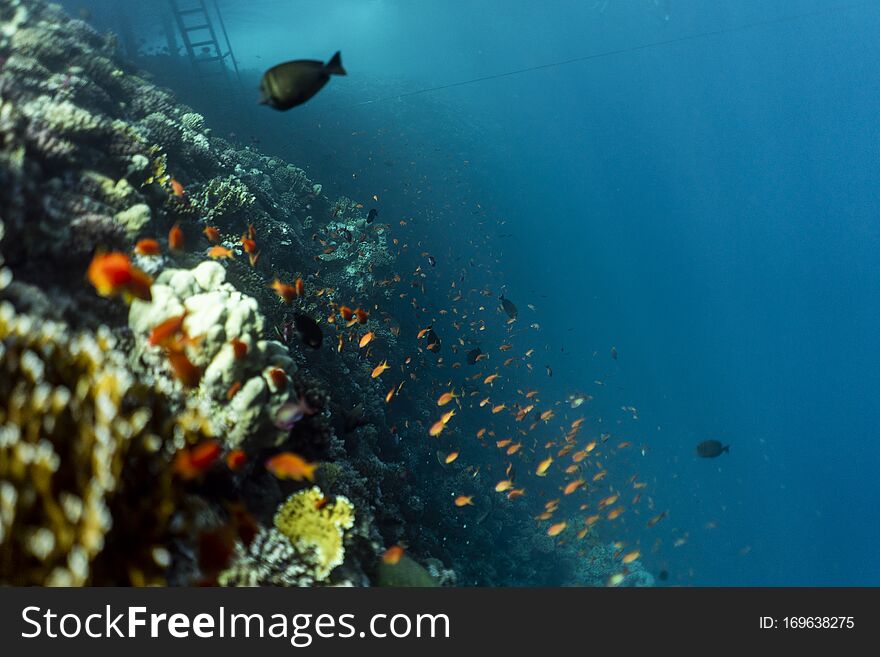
426, 328, 441, 353
367, 208, 378, 224
294, 313, 323, 348
696, 440, 729, 458
466, 347, 482, 364
260, 51, 346, 111
343, 403, 369, 433
499, 294, 518, 320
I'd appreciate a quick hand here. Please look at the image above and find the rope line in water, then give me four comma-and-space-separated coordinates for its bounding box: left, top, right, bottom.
349, 1, 873, 107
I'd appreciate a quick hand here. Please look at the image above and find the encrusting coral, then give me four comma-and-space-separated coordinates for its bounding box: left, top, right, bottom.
219, 487, 355, 586
128, 261, 296, 449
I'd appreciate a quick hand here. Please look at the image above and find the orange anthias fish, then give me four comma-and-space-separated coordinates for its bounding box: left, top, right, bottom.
547, 521, 567, 537
564, 479, 585, 495
454, 495, 474, 507
269, 279, 297, 303
134, 238, 161, 256
207, 245, 235, 260
444, 451, 459, 464
173, 440, 221, 480
437, 390, 457, 406
621, 550, 640, 564
225, 449, 247, 471
371, 360, 390, 378
339, 306, 355, 321
170, 178, 185, 197
359, 332, 374, 348
355, 308, 370, 324
169, 223, 184, 251
203, 226, 221, 243
429, 420, 446, 437
166, 344, 202, 388
382, 545, 405, 565
230, 338, 248, 359
268, 368, 288, 388
148, 311, 187, 347
536, 457, 553, 476
495, 479, 514, 493
87, 251, 153, 302
265, 452, 318, 482
440, 408, 456, 424
484, 373, 500, 384
294, 277, 305, 298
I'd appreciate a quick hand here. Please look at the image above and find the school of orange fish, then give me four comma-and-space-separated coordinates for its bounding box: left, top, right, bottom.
87, 170, 672, 585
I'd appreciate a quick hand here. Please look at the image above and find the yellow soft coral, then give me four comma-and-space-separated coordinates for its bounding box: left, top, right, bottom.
273, 487, 354, 581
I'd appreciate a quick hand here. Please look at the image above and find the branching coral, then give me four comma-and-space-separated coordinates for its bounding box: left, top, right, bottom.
201, 175, 255, 223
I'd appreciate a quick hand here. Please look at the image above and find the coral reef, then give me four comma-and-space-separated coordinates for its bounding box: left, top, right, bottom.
220, 487, 355, 586
128, 261, 295, 449
0, 301, 209, 585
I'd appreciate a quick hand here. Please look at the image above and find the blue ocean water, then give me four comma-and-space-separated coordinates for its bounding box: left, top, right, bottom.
70, 0, 880, 585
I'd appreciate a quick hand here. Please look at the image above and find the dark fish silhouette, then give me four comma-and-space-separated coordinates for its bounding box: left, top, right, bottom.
466, 347, 482, 364
343, 403, 368, 433
500, 294, 518, 319
260, 51, 346, 111
696, 440, 729, 458
294, 313, 323, 349
426, 328, 441, 353
367, 208, 378, 224
611, 346, 618, 360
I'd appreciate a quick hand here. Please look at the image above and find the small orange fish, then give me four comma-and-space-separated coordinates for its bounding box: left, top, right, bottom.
564, 479, 585, 495
226, 381, 243, 400
359, 332, 374, 348
294, 277, 305, 298
536, 457, 553, 476
454, 495, 474, 507
437, 391, 456, 406
247, 224, 256, 240
484, 373, 500, 384
265, 452, 318, 481
148, 312, 187, 347
339, 306, 355, 321
382, 545, 405, 565
134, 238, 161, 256
173, 441, 221, 480
170, 178, 185, 197
240, 234, 257, 254
268, 368, 288, 389
355, 308, 369, 324
230, 338, 248, 359
495, 479, 514, 493
445, 451, 459, 464
547, 522, 567, 537
203, 226, 221, 243
269, 279, 297, 303
621, 550, 640, 564
607, 507, 624, 520
492, 404, 506, 414
87, 251, 153, 302
385, 387, 395, 403
429, 420, 446, 437
169, 223, 184, 251
207, 245, 234, 260
506, 443, 522, 455
166, 345, 202, 388
226, 449, 247, 471
371, 360, 390, 378
507, 488, 526, 500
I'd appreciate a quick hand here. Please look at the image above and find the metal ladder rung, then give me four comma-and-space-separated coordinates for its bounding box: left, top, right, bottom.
177, 8, 205, 16
189, 40, 216, 48
183, 24, 210, 32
